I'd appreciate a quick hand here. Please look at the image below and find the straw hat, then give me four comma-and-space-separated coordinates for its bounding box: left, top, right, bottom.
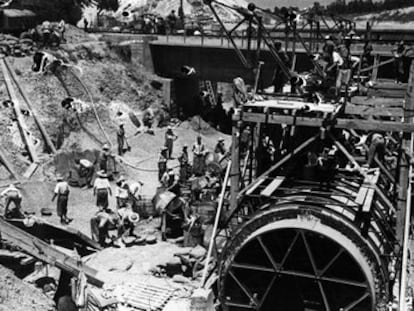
56, 174, 64, 181
97, 170, 107, 178
102, 144, 110, 151
128, 212, 140, 224
218, 137, 224, 142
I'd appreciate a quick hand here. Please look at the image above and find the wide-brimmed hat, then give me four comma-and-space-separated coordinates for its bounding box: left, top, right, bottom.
97, 170, 107, 178
102, 144, 110, 151
128, 212, 140, 224
56, 174, 64, 181
218, 137, 224, 142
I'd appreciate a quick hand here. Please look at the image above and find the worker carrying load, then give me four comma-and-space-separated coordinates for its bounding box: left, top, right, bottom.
1, 183, 24, 219
98, 144, 116, 179
72, 158, 94, 188
178, 144, 190, 183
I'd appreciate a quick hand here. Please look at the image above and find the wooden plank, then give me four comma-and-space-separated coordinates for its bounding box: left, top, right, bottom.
0, 218, 104, 287
23, 162, 38, 179
241, 112, 414, 133
355, 187, 368, 205
351, 96, 404, 107
0, 145, 17, 178
260, 176, 285, 197
362, 188, 375, 212
246, 178, 266, 195
5, 58, 57, 154
345, 104, 403, 117
1, 59, 38, 163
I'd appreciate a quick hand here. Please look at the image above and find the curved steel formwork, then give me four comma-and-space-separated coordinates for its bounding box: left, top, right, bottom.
219, 179, 394, 310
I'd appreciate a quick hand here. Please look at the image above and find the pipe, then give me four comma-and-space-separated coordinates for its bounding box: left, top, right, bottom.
201, 159, 232, 288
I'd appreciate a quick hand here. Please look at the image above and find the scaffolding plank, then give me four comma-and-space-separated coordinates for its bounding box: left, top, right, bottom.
362, 188, 375, 213
246, 178, 266, 195
260, 176, 285, 197
355, 187, 368, 205
241, 112, 414, 132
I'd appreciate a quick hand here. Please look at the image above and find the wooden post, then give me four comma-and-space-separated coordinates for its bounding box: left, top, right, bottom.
1, 59, 38, 163
397, 62, 414, 242
398, 62, 414, 311
5, 58, 57, 155
229, 110, 241, 215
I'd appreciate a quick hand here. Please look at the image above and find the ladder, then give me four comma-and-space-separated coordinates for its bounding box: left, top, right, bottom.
204, 80, 217, 106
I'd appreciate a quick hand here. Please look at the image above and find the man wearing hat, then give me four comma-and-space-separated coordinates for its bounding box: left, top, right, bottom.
178, 144, 190, 183
117, 123, 129, 156
1, 183, 24, 219
164, 125, 178, 159
99, 144, 111, 172
214, 137, 227, 161
117, 204, 139, 238
51, 174, 72, 224
93, 171, 112, 209
73, 158, 94, 188
115, 176, 130, 209
158, 146, 168, 182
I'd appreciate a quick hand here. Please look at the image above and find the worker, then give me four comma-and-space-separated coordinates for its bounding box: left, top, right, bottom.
93, 170, 112, 209
161, 168, 174, 188
117, 205, 140, 238
41, 20, 51, 46
164, 126, 178, 159
73, 158, 94, 188
143, 108, 154, 134
56, 20, 66, 43
272, 41, 290, 93
83, 18, 89, 32
392, 41, 410, 84
115, 176, 130, 209
257, 136, 276, 175
178, 144, 190, 183
98, 144, 112, 173
214, 137, 227, 161
51, 174, 72, 225
167, 10, 177, 34
367, 133, 386, 168
90, 206, 118, 247
128, 179, 144, 210
192, 135, 206, 176
158, 146, 168, 182
117, 123, 128, 156
0, 183, 24, 219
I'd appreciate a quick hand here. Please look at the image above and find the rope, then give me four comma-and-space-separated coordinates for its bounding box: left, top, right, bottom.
67, 67, 113, 148
359, 58, 394, 74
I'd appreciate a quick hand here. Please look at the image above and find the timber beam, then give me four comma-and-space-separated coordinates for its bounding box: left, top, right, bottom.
240, 112, 414, 133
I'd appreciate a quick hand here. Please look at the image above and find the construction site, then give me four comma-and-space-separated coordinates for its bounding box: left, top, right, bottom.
1, 0, 414, 310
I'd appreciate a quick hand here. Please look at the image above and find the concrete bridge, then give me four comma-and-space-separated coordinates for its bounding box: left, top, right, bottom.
99, 33, 404, 86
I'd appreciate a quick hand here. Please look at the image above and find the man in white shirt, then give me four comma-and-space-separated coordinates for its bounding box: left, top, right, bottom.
115, 176, 129, 209
192, 135, 206, 176
1, 183, 24, 219
93, 171, 112, 209
51, 175, 71, 224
